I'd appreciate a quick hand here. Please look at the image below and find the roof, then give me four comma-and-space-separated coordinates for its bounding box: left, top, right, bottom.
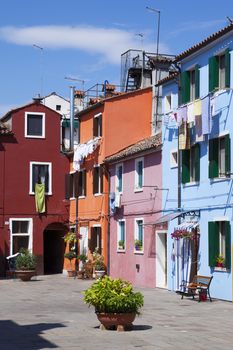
175, 22, 233, 62
104, 133, 161, 163
0, 121, 13, 135
156, 71, 179, 86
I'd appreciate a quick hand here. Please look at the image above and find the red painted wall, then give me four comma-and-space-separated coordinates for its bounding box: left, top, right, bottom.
0, 102, 69, 275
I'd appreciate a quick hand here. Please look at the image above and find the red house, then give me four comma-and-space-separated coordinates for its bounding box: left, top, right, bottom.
0, 98, 70, 276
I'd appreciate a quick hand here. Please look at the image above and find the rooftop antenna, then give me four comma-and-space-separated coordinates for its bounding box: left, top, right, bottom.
65, 76, 85, 93
226, 16, 233, 24
33, 44, 44, 97
135, 33, 144, 50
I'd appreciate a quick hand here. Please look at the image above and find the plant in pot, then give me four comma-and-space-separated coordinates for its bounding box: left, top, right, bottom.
64, 251, 77, 277
134, 239, 143, 251
83, 275, 144, 331
118, 240, 125, 250
15, 248, 37, 281
77, 254, 87, 279
216, 254, 225, 267
93, 248, 106, 279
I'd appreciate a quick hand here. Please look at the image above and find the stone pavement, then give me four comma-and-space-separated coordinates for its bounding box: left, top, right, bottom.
0, 274, 233, 350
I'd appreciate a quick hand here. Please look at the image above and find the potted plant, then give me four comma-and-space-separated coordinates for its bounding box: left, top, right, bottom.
93, 248, 106, 279
134, 239, 143, 251
64, 251, 77, 277
118, 240, 125, 250
15, 248, 37, 281
216, 254, 225, 267
77, 254, 87, 279
83, 275, 144, 331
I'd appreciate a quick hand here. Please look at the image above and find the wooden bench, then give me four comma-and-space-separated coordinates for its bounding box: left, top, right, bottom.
180, 275, 213, 302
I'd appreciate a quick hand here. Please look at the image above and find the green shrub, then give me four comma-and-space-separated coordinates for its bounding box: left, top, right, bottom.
83, 275, 144, 314
15, 248, 37, 271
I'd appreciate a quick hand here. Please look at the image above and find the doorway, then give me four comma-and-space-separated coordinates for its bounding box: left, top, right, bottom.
44, 229, 65, 274
156, 231, 167, 288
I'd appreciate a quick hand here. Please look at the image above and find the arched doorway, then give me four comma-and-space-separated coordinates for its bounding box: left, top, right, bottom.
43, 223, 67, 274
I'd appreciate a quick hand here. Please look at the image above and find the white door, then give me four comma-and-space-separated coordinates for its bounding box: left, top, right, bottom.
79, 227, 88, 255
156, 231, 167, 288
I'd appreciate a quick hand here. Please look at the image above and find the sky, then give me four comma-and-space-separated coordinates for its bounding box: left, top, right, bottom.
0, 0, 232, 115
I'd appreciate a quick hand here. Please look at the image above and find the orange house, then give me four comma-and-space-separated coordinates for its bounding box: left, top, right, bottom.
68, 87, 152, 270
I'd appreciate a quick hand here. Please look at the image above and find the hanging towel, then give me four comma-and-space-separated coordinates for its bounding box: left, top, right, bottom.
202, 95, 211, 134
177, 106, 187, 125
35, 183, 46, 213
109, 192, 116, 214
187, 103, 194, 123
195, 115, 204, 142
179, 122, 190, 150
194, 99, 202, 116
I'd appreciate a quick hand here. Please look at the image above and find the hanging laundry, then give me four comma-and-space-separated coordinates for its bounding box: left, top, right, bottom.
194, 99, 202, 116
109, 192, 116, 214
195, 115, 204, 142
201, 95, 211, 134
73, 137, 100, 171
179, 122, 190, 150
177, 106, 187, 125
187, 102, 194, 123
35, 183, 45, 213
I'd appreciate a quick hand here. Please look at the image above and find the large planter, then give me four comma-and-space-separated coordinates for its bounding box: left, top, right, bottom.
96, 312, 136, 331
15, 270, 36, 281
67, 270, 76, 278
95, 270, 106, 279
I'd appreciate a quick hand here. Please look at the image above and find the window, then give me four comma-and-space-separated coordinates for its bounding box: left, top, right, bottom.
181, 144, 200, 184
89, 226, 101, 254
10, 218, 32, 255
115, 163, 123, 193
78, 169, 86, 197
135, 158, 144, 190
209, 135, 230, 179
170, 150, 178, 168
117, 220, 126, 251
56, 105, 61, 111
93, 113, 102, 137
164, 94, 172, 113
25, 112, 45, 138
134, 219, 144, 252
180, 65, 200, 104
208, 221, 231, 269
30, 162, 52, 194
209, 49, 230, 92
65, 172, 79, 199
93, 165, 103, 195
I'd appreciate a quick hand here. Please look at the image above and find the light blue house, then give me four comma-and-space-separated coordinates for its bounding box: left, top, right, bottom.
157, 23, 233, 301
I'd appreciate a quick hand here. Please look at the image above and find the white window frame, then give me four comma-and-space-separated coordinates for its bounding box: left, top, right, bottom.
29, 161, 52, 195
9, 218, 33, 255
134, 218, 144, 254
93, 165, 103, 196
134, 157, 144, 192
170, 149, 178, 168
164, 94, 172, 114
78, 169, 86, 198
115, 163, 123, 194
117, 219, 126, 252
92, 224, 101, 252
25, 112, 45, 138
93, 112, 102, 137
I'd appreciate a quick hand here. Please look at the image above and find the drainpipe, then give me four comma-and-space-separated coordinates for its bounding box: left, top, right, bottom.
69, 86, 75, 151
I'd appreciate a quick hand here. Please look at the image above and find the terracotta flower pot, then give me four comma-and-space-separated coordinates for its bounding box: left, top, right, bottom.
15, 270, 36, 281
67, 270, 76, 277
96, 312, 136, 331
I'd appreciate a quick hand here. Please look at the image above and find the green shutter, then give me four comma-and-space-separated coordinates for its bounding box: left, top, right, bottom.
225, 221, 231, 270
209, 138, 219, 178
138, 161, 143, 188
194, 143, 200, 182
208, 222, 219, 267
209, 56, 219, 92
195, 65, 200, 99
224, 134, 231, 176
182, 150, 190, 184
225, 48, 231, 88
181, 71, 190, 104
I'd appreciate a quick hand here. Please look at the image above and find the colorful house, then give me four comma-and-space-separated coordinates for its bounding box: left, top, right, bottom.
0, 98, 70, 276
159, 22, 233, 301
105, 134, 162, 288
67, 87, 153, 269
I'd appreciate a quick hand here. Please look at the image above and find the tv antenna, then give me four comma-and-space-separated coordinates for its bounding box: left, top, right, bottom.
33, 44, 44, 97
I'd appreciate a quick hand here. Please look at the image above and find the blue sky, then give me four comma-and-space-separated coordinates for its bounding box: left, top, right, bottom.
0, 0, 232, 115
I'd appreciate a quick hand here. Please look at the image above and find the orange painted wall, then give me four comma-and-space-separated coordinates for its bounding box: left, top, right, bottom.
104, 87, 152, 157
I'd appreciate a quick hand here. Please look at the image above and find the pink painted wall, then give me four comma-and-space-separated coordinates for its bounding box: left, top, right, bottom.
109, 149, 162, 288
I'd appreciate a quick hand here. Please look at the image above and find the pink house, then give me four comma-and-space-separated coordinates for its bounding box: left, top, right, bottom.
105, 134, 162, 288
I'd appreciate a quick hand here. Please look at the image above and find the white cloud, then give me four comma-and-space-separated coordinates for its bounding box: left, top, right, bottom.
0, 25, 170, 64
169, 19, 225, 37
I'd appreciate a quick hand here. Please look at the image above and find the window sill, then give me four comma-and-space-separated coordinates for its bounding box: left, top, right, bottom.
30, 192, 52, 196
214, 267, 227, 272
134, 250, 144, 255
117, 249, 125, 253
134, 188, 143, 193
25, 135, 45, 139
94, 193, 103, 197
182, 181, 199, 187
78, 195, 86, 199
210, 177, 231, 183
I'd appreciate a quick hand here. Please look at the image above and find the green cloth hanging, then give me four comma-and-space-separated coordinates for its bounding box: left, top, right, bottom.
35, 183, 46, 213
